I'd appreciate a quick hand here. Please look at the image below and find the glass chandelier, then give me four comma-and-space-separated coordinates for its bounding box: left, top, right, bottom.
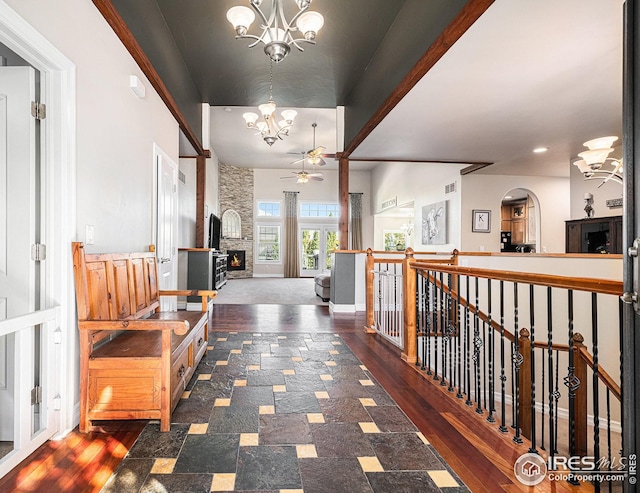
227, 0, 324, 63
242, 61, 297, 146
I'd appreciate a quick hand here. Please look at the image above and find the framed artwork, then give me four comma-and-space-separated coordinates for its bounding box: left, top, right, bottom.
421, 201, 447, 245
472, 209, 491, 233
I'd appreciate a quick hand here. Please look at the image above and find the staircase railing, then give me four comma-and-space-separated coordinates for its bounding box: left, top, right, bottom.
364, 248, 624, 491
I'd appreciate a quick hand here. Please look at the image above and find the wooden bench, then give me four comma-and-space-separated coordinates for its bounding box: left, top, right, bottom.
71, 242, 216, 432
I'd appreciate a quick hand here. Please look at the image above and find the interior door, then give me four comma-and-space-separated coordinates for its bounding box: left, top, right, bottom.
156, 148, 178, 311
0, 67, 36, 442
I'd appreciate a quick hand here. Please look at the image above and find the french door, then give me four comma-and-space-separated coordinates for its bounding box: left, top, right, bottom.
300, 225, 339, 277
0, 65, 59, 478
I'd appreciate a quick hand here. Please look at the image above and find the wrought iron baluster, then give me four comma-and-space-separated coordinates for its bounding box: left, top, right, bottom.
547, 287, 556, 460
426, 270, 432, 374
541, 350, 545, 451
528, 284, 537, 453
420, 272, 427, 371
512, 282, 523, 443
554, 349, 560, 454
456, 273, 463, 399
447, 273, 454, 392
499, 280, 508, 432
474, 276, 482, 414
606, 389, 612, 493
487, 279, 495, 422
440, 272, 446, 385
591, 292, 600, 493
465, 275, 472, 406
564, 290, 579, 485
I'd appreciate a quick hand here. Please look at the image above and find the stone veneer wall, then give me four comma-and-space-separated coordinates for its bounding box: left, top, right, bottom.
219, 163, 254, 279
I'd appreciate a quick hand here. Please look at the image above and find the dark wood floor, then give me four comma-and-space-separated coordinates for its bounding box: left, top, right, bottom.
0, 304, 592, 492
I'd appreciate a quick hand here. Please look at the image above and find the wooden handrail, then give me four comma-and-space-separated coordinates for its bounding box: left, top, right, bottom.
579, 346, 622, 401
413, 262, 622, 296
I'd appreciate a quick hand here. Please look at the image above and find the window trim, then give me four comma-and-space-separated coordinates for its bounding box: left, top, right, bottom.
299, 201, 340, 219
255, 223, 282, 264
256, 199, 282, 218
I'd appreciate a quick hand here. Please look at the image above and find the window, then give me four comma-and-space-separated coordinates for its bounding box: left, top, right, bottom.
300, 202, 339, 218
257, 225, 280, 262
257, 201, 281, 217
383, 231, 407, 251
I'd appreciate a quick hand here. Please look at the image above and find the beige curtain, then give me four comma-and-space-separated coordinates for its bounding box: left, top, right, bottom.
350, 193, 363, 250
284, 191, 300, 278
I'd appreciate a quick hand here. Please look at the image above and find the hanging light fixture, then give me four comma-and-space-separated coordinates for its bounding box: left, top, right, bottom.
226, 0, 324, 63
572, 136, 623, 187
242, 61, 296, 146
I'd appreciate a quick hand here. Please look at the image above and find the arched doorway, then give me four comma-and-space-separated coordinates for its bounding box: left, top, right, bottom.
500, 188, 540, 253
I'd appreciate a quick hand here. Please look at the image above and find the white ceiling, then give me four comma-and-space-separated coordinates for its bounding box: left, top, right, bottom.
207, 0, 624, 177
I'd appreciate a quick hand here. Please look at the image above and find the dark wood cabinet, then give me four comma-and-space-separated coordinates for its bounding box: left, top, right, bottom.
565, 216, 622, 254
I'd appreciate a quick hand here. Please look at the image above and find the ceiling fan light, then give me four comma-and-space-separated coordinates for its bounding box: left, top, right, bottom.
583, 136, 618, 150
296, 11, 324, 40
226, 6, 255, 36
578, 148, 613, 166
308, 156, 320, 165
281, 109, 297, 123
242, 112, 259, 128
259, 101, 276, 117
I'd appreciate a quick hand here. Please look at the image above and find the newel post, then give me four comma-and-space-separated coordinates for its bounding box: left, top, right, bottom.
573, 333, 588, 457
518, 328, 532, 439
402, 248, 417, 363
364, 248, 376, 333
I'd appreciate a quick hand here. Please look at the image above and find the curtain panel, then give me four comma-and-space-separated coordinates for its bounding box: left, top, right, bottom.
350, 193, 363, 250
284, 191, 300, 278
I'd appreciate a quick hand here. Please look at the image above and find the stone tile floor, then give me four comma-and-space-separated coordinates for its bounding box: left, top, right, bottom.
102, 332, 469, 493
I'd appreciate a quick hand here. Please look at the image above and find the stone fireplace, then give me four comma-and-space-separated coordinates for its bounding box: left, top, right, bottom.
219, 163, 254, 279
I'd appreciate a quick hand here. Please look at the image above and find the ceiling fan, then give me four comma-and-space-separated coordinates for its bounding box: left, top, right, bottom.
281, 152, 324, 183
289, 122, 328, 167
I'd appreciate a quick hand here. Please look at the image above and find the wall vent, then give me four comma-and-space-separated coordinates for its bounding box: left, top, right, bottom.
445, 181, 456, 194
178, 170, 186, 184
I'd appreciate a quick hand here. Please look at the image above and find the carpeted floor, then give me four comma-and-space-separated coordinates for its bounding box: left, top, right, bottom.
213, 278, 327, 305
101, 331, 468, 493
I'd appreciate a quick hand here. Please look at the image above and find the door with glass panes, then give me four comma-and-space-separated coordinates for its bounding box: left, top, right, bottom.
300, 226, 339, 277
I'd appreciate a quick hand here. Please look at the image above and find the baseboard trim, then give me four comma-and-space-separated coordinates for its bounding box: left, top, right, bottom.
252, 274, 285, 278
330, 302, 356, 313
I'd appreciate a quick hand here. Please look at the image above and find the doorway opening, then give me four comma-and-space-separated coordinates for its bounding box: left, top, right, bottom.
500, 188, 540, 253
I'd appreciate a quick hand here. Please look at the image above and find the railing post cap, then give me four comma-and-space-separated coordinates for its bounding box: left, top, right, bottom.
405, 247, 415, 258
573, 332, 585, 344
452, 249, 459, 256
366, 248, 373, 255
519, 327, 530, 338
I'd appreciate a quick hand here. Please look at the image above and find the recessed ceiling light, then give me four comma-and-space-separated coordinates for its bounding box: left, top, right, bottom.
505, 195, 513, 199
533, 147, 548, 153
224, 107, 232, 112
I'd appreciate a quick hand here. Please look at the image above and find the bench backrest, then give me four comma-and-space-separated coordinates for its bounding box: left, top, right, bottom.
72, 242, 160, 323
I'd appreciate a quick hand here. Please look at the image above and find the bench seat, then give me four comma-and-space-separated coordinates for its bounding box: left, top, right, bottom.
72, 242, 215, 432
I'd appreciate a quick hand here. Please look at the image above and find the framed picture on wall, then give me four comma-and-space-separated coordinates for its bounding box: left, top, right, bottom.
472, 210, 491, 233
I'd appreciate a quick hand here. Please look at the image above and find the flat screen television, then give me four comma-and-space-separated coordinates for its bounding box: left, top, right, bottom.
208, 213, 221, 251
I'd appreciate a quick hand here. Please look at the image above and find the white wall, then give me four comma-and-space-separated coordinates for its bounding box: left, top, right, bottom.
7, 0, 179, 253
252, 168, 372, 276
371, 162, 464, 252
460, 174, 570, 253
